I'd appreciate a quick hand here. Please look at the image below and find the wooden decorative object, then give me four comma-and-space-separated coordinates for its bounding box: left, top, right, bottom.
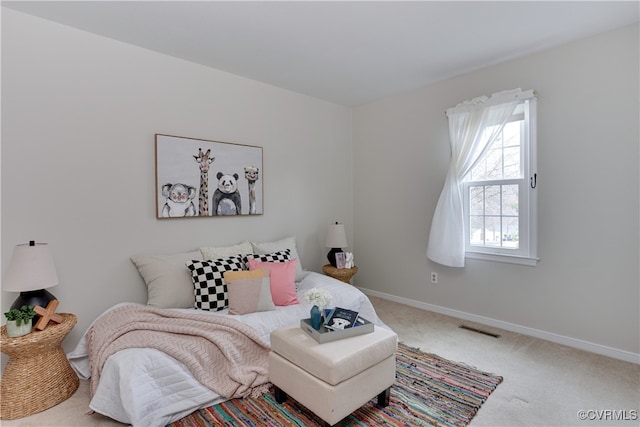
34, 300, 63, 331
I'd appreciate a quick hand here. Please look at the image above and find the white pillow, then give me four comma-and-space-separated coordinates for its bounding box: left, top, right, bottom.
200, 241, 253, 260
131, 250, 201, 308
251, 236, 305, 281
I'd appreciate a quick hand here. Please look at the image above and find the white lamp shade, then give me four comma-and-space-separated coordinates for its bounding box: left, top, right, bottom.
3, 242, 59, 292
325, 223, 348, 248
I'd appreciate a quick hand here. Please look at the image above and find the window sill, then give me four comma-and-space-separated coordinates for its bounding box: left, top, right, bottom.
465, 251, 539, 266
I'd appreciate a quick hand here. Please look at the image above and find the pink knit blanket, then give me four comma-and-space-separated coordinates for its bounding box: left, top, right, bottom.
86, 304, 270, 399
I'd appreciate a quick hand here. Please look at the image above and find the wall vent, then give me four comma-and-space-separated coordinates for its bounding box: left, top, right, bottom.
458, 325, 500, 338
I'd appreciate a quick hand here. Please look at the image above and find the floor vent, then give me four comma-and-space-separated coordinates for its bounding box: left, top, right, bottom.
459, 325, 500, 338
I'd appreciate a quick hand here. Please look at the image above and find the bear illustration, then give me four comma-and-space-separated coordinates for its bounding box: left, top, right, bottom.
161, 183, 197, 217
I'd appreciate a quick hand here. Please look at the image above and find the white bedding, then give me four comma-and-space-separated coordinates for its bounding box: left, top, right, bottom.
68, 272, 390, 427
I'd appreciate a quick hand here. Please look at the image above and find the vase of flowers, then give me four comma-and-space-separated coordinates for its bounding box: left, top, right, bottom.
304, 288, 332, 330
309, 305, 322, 330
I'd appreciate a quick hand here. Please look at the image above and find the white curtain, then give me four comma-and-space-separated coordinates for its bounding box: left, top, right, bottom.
427, 89, 528, 267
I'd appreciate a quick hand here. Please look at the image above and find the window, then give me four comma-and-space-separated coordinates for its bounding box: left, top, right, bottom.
427, 89, 536, 268
462, 98, 537, 265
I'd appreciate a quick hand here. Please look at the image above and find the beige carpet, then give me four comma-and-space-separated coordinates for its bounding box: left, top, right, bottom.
2, 296, 638, 426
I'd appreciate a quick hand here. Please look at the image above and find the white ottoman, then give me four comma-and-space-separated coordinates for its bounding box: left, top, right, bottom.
269, 325, 397, 426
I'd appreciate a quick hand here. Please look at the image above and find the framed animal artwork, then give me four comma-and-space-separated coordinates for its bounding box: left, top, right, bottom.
155, 134, 263, 218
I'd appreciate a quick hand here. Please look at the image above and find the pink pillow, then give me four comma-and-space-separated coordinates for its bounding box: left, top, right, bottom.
248, 258, 298, 306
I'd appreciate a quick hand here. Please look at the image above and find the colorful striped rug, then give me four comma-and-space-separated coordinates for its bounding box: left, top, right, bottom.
168, 343, 502, 427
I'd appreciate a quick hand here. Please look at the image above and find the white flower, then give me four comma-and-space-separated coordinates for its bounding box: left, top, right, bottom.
304, 288, 332, 309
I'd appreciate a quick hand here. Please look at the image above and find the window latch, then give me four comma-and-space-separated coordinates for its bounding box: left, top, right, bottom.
530, 173, 537, 189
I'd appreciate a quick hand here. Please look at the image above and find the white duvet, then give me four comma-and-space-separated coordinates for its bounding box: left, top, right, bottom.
67, 272, 390, 427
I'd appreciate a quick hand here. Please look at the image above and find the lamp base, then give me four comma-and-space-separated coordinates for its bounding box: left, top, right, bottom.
10, 289, 57, 326
327, 248, 343, 268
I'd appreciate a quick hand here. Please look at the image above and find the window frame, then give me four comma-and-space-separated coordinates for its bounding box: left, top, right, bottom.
462, 98, 538, 266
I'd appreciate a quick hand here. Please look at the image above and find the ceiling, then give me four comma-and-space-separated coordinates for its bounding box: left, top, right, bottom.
3, 1, 639, 107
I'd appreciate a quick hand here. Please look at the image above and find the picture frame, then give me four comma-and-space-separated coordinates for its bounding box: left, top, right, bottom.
155, 134, 263, 218
335, 252, 347, 269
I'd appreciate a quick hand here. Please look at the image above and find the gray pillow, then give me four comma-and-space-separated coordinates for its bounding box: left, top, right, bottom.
131, 250, 201, 308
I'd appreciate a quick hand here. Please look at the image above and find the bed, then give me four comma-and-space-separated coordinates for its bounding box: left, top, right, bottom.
67, 238, 391, 427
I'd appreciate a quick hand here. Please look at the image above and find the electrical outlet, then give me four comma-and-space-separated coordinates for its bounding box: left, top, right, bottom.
430, 272, 438, 284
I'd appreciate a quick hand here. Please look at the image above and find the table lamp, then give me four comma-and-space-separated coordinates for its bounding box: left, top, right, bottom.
3, 241, 59, 311
325, 222, 348, 267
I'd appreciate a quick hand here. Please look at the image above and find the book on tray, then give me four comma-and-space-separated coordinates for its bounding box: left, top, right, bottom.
324, 307, 361, 330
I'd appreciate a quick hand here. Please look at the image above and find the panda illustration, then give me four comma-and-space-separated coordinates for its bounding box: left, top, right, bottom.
212, 172, 242, 215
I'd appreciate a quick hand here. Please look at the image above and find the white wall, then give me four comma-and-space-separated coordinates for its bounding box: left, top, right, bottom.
1, 9, 354, 353
353, 24, 639, 360
2, 8, 637, 367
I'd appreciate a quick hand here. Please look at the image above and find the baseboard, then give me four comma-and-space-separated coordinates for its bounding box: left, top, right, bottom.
360, 287, 640, 365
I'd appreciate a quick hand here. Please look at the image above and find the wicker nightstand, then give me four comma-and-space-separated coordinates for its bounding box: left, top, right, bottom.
322, 264, 358, 284
0, 313, 79, 420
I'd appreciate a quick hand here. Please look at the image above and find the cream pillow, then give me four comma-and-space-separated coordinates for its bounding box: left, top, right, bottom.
200, 241, 253, 260
224, 268, 276, 315
251, 236, 305, 281
131, 250, 201, 308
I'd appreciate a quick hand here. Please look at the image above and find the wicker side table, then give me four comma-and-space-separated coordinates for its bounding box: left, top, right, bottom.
322, 264, 358, 284
1, 313, 79, 420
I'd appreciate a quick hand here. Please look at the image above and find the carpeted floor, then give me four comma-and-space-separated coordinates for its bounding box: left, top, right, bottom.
169, 343, 503, 427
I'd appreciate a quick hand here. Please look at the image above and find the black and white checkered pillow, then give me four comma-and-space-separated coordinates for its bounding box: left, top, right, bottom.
186, 257, 244, 311
244, 249, 291, 267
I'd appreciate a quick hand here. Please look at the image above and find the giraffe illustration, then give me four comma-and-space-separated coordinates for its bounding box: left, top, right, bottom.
193, 148, 215, 216
244, 166, 259, 215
